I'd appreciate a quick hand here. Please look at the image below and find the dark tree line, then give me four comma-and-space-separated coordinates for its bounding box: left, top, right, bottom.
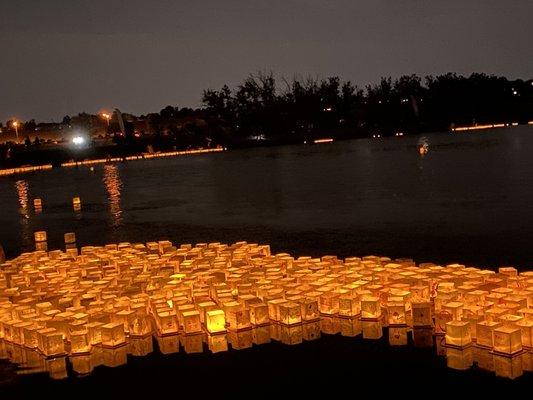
202, 72, 533, 143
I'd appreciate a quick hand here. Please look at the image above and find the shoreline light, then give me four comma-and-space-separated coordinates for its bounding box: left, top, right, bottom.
0, 148, 225, 177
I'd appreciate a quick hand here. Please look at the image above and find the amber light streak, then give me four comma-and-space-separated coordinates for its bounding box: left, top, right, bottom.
452, 123, 519, 132
15, 180, 29, 214
313, 138, 334, 144
0, 148, 224, 177
102, 164, 123, 227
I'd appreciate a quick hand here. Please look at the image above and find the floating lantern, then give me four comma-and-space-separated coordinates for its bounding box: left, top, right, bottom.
182, 311, 202, 334
64, 232, 76, 245
445, 321, 472, 347
279, 302, 302, 325
387, 301, 406, 325
101, 322, 126, 347
249, 303, 269, 325
493, 326, 523, 355
42, 330, 65, 357
34, 231, 47, 243
339, 296, 361, 318
412, 302, 432, 327
70, 331, 91, 354
33, 198, 42, 212
73, 197, 81, 212
206, 310, 226, 334
361, 296, 381, 320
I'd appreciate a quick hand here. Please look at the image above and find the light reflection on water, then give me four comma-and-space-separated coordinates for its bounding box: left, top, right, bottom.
14, 180, 32, 251
15, 181, 29, 217
0, 320, 530, 382
102, 165, 123, 228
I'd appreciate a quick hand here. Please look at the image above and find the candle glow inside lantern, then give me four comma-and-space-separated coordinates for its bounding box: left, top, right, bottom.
249, 303, 269, 325
34, 231, 47, 243
182, 311, 202, 334
411, 302, 433, 327
492, 326, 522, 355
72, 197, 81, 210
33, 198, 42, 210
101, 322, 126, 347
70, 331, 91, 354
42, 331, 65, 357
206, 310, 226, 334
339, 296, 361, 318
445, 321, 472, 348
387, 301, 406, 325
361, 296, 381, 320
279, 302, 302, 325
476, 321, 502, 348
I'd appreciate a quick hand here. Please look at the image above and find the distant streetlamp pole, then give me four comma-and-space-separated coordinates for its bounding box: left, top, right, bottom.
12, 121, 19, 143
102, 113, 111, 126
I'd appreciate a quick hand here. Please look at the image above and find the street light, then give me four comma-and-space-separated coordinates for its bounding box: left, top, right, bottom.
101, 113, 111, 126
12, 121, 19, 143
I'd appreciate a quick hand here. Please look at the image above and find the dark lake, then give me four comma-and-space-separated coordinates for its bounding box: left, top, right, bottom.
1, 126, 532, 393
2, 126, 533, 267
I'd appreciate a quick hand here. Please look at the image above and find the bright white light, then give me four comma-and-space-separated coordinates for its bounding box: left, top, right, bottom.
72, 136, 85, 145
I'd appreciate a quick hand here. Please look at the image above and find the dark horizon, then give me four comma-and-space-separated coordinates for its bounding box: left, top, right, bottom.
1, 0, 533, 122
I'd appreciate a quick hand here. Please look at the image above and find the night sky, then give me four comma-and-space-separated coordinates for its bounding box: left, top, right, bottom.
1, 0, 532, 122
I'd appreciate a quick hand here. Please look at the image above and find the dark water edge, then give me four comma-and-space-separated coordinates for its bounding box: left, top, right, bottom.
3, 219, 533, 271
1, 332, 530, 397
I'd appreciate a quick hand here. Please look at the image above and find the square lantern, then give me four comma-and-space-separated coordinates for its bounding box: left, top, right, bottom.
300, 298, 320, 321
182, 311, 202, 334
445, 321, 472, 348
225, 305, 251, 331
319, 292, 340, 315
516, 320, 532, 348
412, 302, 433, 327
156, 312, 179, 335
338, 296, 361, 318
493, 326, 522, 355
387, 301, 406, 326
279, 302, 302, 325
435, 309, 454, 334
70, 331, 91, 354
249, 303, 269, 326
206, 310, 226, 334
443, 302, 464, 321
476, 321, 502, 348
42, 331, 65, 357
361, 296, 381, 320
101, 322, 126, 347
87, 322, 104, 345
267, 299, 287, 322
